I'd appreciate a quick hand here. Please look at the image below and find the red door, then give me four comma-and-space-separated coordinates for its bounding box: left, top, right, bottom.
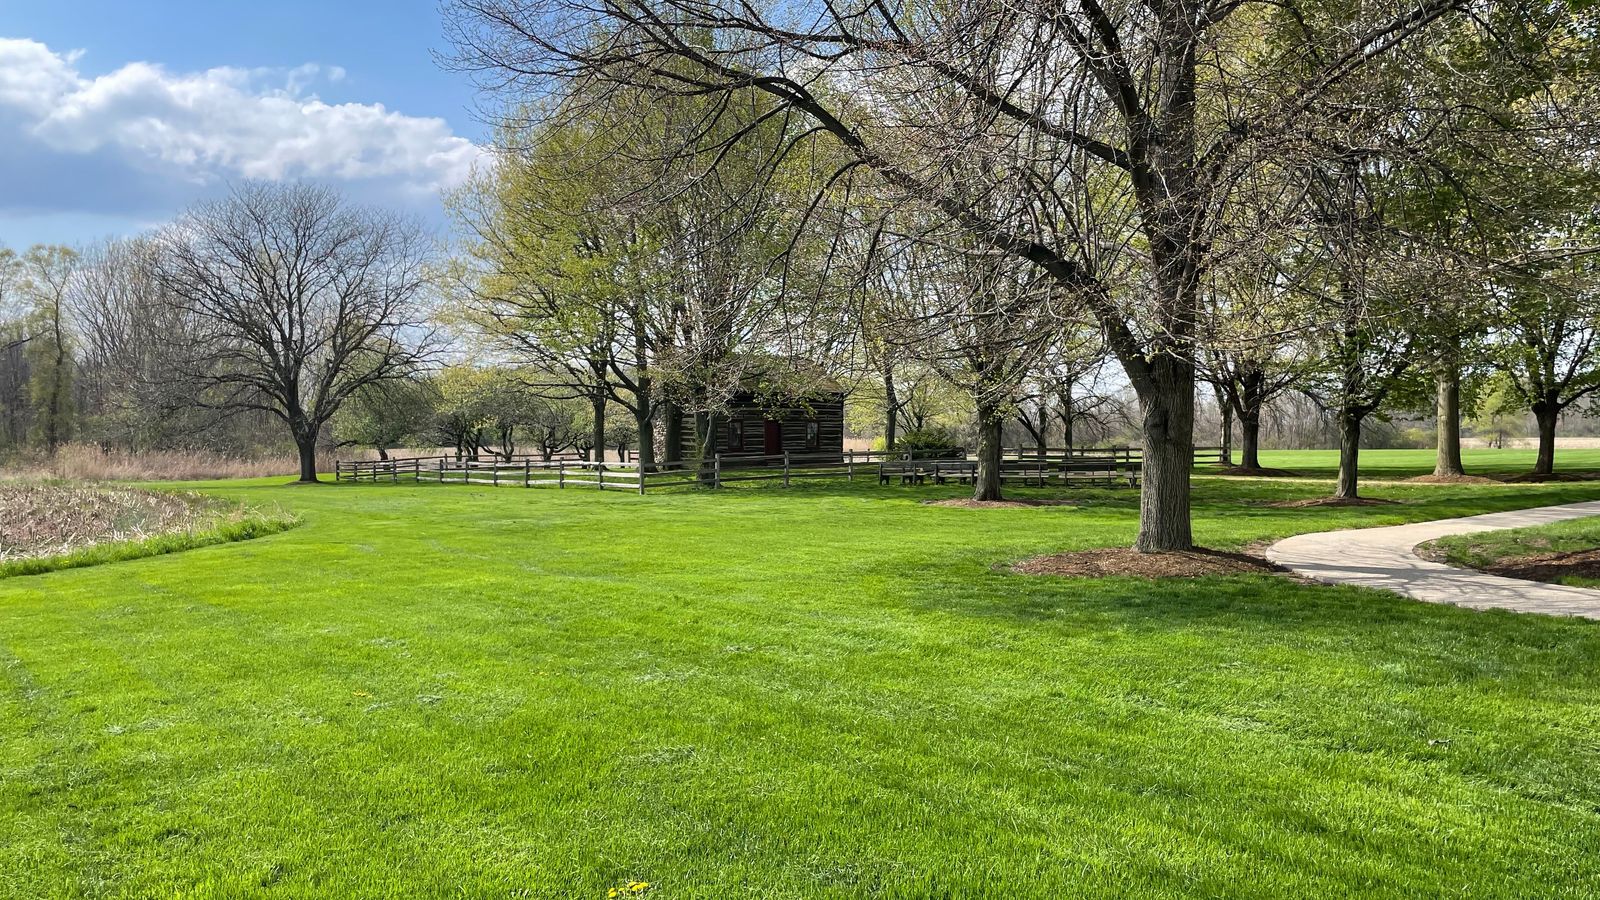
763, 421, 783, 455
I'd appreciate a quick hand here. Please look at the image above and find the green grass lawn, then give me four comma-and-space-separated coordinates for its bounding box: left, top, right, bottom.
1428, 517, 1600, 589
5, 457, 1600, 897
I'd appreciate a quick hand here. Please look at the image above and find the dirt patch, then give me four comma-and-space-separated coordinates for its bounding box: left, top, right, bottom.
1012, 547, 1282, 578
1503, 472, 1600, 483
1404, 473, 1502, 484
1213, 465, 1299, 478
925, 498, 1082, 509
1265, 496, 1401, 509
1477, 549, 1600, 585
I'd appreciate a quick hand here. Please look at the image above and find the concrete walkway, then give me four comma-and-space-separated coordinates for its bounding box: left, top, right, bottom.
1266, 500, 1600, 619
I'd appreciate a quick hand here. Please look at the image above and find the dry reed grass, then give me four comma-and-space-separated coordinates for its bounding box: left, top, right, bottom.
1, 483, 219, 561
1, 443, 326, 482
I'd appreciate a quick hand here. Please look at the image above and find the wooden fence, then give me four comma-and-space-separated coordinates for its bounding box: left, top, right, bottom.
1001, 446, 1225, 465
334, 445, 1226, 493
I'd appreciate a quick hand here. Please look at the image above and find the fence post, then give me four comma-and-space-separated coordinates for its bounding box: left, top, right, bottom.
637, 464, 646, 495
783, 451, 791, 487
524, 460, 531, 487
493, 464, 499, 487
597, 463, 605, 491
714, 453, 722, 489
847, 450, 854, 482
559, 460, 566, 489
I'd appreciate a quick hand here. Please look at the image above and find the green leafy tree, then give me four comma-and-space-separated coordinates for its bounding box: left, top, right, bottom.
335, 377, 442, 460
18, 245, 79, 455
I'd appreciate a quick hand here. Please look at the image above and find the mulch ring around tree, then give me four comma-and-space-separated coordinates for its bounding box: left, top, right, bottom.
1473, 549, 1600, 585
1264, 497, 1401, 509
1212, 465, 1299, 477
1011, 547, 1283, 578
1503, 472, 1600, 483
923, 499, 1083, 509
1404, 473, 1502, 484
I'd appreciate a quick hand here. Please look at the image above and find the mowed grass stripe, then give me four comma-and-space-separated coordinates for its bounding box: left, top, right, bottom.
2, 455, 1600, 895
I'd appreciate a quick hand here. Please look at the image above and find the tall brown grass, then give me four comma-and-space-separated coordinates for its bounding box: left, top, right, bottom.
0, 482, 206, 560
2, 443, 329, 482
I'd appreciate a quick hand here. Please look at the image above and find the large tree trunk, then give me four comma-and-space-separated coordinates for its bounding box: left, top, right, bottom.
591, 395, 607, 463
1218, 396, 1233, 467
1335, 410, 1362, 499
1060, 381, 1075, 451
1134, 357, 1194, 552
632, 391, 655, 470
694, 409, 718, 486
296, 435, 319, 483
376, 445, 388, 461
1237, 368, 1267, 471
974, 405, 1003, 502
1239, 412, 1262, 471
883, 367, 898, 451
44, 304, 67, 455
1433, 366, 1465, 477
1036, 401, 1050, 457
662, 399, 682, 464
1533, 399, 1559, 476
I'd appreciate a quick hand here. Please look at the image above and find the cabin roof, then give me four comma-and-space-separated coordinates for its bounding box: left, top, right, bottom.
732, 354, 845, 396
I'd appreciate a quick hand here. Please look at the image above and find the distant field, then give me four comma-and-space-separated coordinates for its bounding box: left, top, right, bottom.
4, 471, 1600, 896
1243, 448, 1600, 479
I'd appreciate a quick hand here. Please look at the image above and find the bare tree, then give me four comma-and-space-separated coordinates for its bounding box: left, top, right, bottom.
154, 183, 438, 482
69, 237, 220, 450
1199, 249, 1309, 473
874, 228, 1069, 500
0, 247, 21, 347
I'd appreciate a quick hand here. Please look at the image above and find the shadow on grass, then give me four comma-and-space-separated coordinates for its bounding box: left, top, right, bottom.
913, 567, 1600, 665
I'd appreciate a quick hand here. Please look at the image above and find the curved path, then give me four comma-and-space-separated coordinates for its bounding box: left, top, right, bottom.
1266, 500, 1600, 619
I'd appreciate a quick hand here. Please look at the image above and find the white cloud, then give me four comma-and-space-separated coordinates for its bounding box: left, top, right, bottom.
0, 38, 482, 194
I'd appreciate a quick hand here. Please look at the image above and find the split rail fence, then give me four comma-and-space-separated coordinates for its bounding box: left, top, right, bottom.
335, 446, 1225, 494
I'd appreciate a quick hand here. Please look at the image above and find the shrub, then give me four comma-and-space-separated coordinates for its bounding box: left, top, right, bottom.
893, 428, 965, 459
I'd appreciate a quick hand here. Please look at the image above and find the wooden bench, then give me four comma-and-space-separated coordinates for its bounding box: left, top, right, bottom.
1062, 458, 1140, 487
999, 460, 1054, 486
878, 460, 925, 485
930, 460, 977, 484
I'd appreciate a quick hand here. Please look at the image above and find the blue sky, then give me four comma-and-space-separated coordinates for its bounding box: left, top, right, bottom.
0, 1, 486, 247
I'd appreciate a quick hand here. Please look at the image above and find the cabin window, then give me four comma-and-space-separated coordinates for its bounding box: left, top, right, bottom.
728, 419, 745, 451
805, 420, 820, 450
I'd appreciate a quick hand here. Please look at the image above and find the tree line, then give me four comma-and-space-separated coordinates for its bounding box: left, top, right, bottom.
2, 1, 1598, 555
436, 0, 1600, 548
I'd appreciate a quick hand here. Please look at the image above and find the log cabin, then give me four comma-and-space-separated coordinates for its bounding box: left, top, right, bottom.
662, 366, 846, 464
